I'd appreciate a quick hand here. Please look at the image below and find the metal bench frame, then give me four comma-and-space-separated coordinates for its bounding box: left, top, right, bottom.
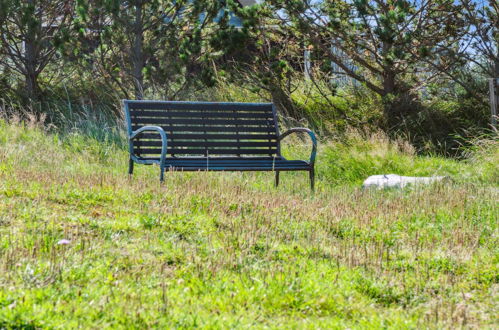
124, 100, 317, 189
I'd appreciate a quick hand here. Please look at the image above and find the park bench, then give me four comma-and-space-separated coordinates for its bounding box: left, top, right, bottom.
123, 100, 317, 189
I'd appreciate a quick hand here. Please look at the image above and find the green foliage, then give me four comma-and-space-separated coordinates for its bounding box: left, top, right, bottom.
289, 83, 385, 134
0, 0, 494, 157
0, 0, 76, 99
266, 0, 475, 127
316, 131, 493, 185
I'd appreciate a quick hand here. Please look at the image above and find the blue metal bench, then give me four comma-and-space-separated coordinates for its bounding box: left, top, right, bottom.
123, 100, 317, 189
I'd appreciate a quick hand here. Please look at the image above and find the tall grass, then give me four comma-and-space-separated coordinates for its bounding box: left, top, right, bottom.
0, 117, 497, 328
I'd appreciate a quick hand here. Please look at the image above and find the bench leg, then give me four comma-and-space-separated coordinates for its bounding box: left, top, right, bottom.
275, 171, 280, 187
159, 164, 165, 183
128, 159, 134, 175
309, 168, 315, 191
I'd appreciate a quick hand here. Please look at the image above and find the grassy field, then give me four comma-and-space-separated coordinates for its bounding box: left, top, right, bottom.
0, 119, 497, 328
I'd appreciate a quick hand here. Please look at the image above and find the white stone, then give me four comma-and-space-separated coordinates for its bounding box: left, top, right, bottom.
362, 174, 448, 189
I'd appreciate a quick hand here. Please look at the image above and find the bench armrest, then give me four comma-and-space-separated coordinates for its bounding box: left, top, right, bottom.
278, 128, 317, 165
129, 126, 168, 164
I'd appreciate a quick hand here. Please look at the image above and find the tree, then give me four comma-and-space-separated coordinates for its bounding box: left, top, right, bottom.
74, 0, 226, 100
209, 2, 303, 116
462, 0, 498, 78
267, 0, 470, 128
411, 0, 497, 106
0, 0, 75, 99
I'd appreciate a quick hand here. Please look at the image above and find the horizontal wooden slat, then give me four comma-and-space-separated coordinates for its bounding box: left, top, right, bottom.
163, 165, 306, 169
163, 164, 305, 168
164, 161, 306, 166
134, 141, 277, 148
138, 133, 277, 140
133, 118, 275, 126
133, 158, 310, 171
127, 102, 273, 112
163, 167, 308, 171
134, 148, 278, 155
164, 157, 283, 161
131, 125, 275, 133
130, 110, 272, 119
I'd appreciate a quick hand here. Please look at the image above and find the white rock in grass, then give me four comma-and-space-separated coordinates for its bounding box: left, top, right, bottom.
57, 239, 71, 245
362, 174, 448, 189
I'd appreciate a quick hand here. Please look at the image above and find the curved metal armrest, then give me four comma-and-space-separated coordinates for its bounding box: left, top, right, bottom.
129, 126, 168, 164
278, 128, 317, 164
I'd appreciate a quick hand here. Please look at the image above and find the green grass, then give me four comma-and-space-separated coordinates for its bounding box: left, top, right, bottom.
0, 119, 497, 328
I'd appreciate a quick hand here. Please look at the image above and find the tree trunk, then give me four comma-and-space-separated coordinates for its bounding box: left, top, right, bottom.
380, 42, 419, 130
382, 70, 395, 96
380, 37, 402, 128
495, 46, 499, 78
24, 0, 39, 100
132, 1, 144, 100
270, 86, 297, 118
381, 67, 401, 129
25, 44, 39, 100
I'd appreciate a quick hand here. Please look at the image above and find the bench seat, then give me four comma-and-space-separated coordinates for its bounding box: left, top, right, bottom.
124, 100, 317, 189
136, 157, 310, 171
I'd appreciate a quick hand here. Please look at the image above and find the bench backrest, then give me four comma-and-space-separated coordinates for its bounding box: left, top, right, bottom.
124, 100, 280, 158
